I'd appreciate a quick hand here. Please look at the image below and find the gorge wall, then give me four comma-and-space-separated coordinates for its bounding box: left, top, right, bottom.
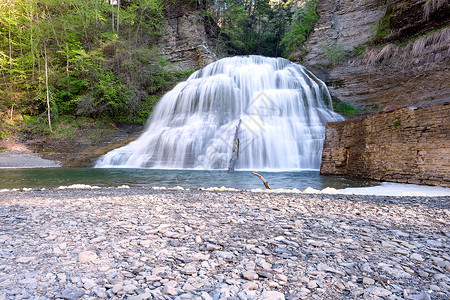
302, 0, 450, 186
321, 102, 450, 187
160, 1, 217, 70
302, 0, 450, 110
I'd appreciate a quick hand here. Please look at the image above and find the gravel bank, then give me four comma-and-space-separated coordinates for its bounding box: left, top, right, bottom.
0, 151, 61, 168
0, 188, 449, 299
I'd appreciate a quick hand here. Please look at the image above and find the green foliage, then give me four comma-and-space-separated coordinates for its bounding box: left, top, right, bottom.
321, 43, 347, 66
18, 114, 114, 140
0, 0, 184, 127
393, 120, 401, 127
352, 45, 368, 56
334, 102, 359, 115
281, 0, 318, 57
205, 0, 297, 57
374, 12, 392, 41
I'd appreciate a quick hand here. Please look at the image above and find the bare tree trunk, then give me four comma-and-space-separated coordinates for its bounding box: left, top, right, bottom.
64, 26, 69, 77
44, 44, 53, 133
8, 3, 13, 76
30, 0, 35, 80
111, 0, 115, 31
117, 0, 120, 33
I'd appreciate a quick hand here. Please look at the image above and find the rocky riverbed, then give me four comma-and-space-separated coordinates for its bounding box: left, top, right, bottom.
0, 188, 449, 300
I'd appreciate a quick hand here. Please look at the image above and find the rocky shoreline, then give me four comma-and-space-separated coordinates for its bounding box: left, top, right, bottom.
0, 188, 449, 300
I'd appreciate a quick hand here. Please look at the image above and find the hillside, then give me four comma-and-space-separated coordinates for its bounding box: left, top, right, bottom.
0, 0, 216, 166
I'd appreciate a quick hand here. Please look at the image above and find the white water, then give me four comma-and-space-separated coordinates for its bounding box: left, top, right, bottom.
96, 56, 344, 170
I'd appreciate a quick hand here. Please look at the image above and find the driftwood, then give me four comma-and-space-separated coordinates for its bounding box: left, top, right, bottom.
227, 119, 242, 173
251, 172, 271, 189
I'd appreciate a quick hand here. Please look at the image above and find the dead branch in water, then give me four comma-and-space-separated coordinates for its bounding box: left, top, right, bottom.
251, 172, 271, 189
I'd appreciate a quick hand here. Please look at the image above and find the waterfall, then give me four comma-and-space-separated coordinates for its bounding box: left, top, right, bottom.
95, 55, 344, 170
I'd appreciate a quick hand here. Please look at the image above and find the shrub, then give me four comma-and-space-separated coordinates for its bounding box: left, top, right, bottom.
321, 43, 347, 66
335, 102, 359, 115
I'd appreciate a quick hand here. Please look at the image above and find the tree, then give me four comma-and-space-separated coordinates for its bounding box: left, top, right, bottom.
281, 0, 318, 58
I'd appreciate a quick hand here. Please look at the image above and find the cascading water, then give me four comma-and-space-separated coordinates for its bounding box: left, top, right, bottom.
95, 55, 344, 170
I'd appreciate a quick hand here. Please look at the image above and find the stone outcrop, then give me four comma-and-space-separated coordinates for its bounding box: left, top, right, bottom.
303, 0, 450, 186
320, 102, 450, 187
160, 1, 217, 70
378, 0, 450, 44
303, 0, 385, 66
302, 0, 450, 110
317, 60, 450, 110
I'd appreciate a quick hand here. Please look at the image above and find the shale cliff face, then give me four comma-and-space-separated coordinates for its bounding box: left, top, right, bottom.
321, 102, 450, 187
303, 0, 450, 110
161, 1, 217, 70
306, 0, 450, 186
303, 0, 385, 66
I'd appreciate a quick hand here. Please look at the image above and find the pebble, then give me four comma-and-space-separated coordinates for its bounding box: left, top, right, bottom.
262, 290, 285, 299
242, 281, 258, 290
0, 188, 448, 300
365, 286, 392, 297
242, 270, 259, 281
410, 253, 424, 262
363, 277, 375, 285
308, 280, 318, 289
78, 251, 98, 263
181, 263, 197, 275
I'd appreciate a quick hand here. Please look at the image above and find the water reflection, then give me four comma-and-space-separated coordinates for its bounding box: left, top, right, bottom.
0, 168, 377, 190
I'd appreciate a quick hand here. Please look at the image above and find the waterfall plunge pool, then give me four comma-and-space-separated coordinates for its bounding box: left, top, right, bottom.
1, 168, 449, 196
0, 168, 372, 190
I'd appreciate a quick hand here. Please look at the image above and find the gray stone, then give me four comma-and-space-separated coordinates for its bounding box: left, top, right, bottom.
241, 281, 258, 290
78, 251, 98, 263
111, 284, 123, 294
56, 288, 85, 300
16, 257, 36, 264
363, 277, 375, 285
308, 280, 318, 289
163, 281, 177, 296
93, 287, 107, 298
261, 291, 285, 300
242, 270, 259, 281
410, 253, 424, 262
365, 286, 392, 297
181, 263, 197, 275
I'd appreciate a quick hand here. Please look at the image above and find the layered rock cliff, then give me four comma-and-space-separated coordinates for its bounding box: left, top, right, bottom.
160, 1, 217, 70
302, 0, 450, 110
321, 102, 450, 187
306, 0, 450, 186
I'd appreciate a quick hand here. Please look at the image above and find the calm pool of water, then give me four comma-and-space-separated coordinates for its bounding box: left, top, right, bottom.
0, 168, 378, 190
